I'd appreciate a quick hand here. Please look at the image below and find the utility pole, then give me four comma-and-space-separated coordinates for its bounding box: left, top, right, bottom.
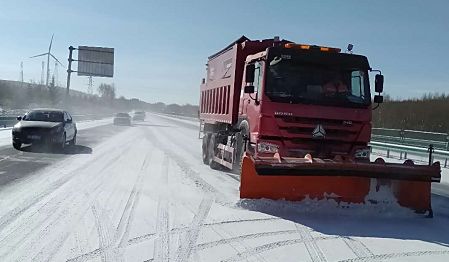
20, 62, 24, 83
41, 61, 45, 85
66, 46, 74, 97
88, 76, 93, 94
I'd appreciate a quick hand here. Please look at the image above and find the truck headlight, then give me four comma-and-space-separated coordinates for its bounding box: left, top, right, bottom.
354, 148, 370, 159
257, 142, 279, 154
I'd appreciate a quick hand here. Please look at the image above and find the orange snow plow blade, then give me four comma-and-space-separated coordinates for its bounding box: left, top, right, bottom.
240, 153, 441, 214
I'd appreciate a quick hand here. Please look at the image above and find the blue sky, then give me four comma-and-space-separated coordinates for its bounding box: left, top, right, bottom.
0, 0, 448, 104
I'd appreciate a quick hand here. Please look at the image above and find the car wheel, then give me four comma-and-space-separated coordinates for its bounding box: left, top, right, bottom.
13, 142, 21, 150
69, 133, 76, 146
60, 133, 66, 150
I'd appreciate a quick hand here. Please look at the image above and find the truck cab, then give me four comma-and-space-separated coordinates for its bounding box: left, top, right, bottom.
240, 44, 376, 161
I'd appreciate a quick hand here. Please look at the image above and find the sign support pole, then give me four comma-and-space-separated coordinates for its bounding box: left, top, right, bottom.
66, 46, 74, 97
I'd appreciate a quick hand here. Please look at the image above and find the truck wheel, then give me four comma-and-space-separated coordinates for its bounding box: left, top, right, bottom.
233, 120, 249, 174
202, 134, 210, 164
13, 142, 21, 150
208, 134, 221, 170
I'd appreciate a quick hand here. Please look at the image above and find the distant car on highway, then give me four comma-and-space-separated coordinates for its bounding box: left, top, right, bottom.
113, 113, 132, 126
12, 109, 77, 150
132, 111, 146, 121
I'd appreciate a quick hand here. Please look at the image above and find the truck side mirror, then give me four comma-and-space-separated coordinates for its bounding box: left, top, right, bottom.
375, 74, 384, 93
374, 95, 383, 104
245, 64, 255, 83
16, 116, 22, 121
244, 85, 255, 94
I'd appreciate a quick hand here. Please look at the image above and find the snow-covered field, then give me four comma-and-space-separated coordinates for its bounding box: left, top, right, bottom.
0, 118, 113, 148
0, 114, 449, 261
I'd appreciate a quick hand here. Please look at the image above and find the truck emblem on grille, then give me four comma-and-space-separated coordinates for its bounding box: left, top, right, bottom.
312, 124, 326, 139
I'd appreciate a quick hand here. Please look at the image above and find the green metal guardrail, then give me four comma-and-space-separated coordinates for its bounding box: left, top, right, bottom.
371, 128, 449, 150
0, 116, 18, 128
370, 128, 449, 168
370, 140, 449, 168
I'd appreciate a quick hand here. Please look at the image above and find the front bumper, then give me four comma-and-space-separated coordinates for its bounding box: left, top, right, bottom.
13, 131, 63, 144
114, 119, 131, 125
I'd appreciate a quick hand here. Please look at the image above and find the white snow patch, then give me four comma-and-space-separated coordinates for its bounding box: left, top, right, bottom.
0, 115, 448, 261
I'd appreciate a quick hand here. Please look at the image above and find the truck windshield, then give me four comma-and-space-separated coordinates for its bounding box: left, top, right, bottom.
265, 58, 370, 107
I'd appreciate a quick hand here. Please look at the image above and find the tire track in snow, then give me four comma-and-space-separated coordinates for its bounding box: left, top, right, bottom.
56, 147, 135, 262
203, 217, 279, 226
197, 229, 299, 250
295, 224, 327, 262
127, 233, 156, 246
32, 146, 136, 261
92, 202, 115, 262
341, 237, 374, 258
0, 183, 85, 260
66, 248, 102, 262
143, 129, 210, 192
67, 150, 151, 262
176, 197, 213, 262
2, 145, 134, 261
114, 151, 150, 248
151, 122, 241, 185
33, 229, 71, 262
126, 217, 280, 247
154, 155, 170, 262
221, 235, 340, 262
0, 149, 124, 233
338, 250, 449, 261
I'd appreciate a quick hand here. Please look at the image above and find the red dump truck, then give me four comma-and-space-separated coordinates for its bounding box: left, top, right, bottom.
199, 36, 440, 215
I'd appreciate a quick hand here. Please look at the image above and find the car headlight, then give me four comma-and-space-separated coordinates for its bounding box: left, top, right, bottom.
354, 148, 370, 159
257, 142, 279, 154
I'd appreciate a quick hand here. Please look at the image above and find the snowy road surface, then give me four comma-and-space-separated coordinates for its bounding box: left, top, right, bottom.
0, 114, 449, 262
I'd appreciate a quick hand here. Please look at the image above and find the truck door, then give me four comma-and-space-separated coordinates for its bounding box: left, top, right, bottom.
240, 61, 263, 115
243, 61, 263, 136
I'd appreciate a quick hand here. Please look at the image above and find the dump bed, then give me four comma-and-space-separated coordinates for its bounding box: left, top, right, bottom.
199, 36, 285, 125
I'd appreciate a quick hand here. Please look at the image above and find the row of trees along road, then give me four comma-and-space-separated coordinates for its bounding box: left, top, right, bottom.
0, 80, 199, 118
372, 93, 449, 133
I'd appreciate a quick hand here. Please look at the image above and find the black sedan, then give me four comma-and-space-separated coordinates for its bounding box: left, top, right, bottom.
12, 109, 77, 150
113, 113, 132, 126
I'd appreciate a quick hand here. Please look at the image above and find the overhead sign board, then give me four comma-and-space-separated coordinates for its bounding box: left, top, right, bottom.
77, 46, 114, 77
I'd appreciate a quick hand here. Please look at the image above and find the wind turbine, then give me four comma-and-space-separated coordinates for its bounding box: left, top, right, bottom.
30, 34, 64, 87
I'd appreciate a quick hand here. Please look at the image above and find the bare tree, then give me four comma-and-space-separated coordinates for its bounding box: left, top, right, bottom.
97, 83, 116, 101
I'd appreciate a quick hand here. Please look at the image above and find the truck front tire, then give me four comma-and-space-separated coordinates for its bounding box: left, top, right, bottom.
202, 134, 210, 164
233, 120, 249, 173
